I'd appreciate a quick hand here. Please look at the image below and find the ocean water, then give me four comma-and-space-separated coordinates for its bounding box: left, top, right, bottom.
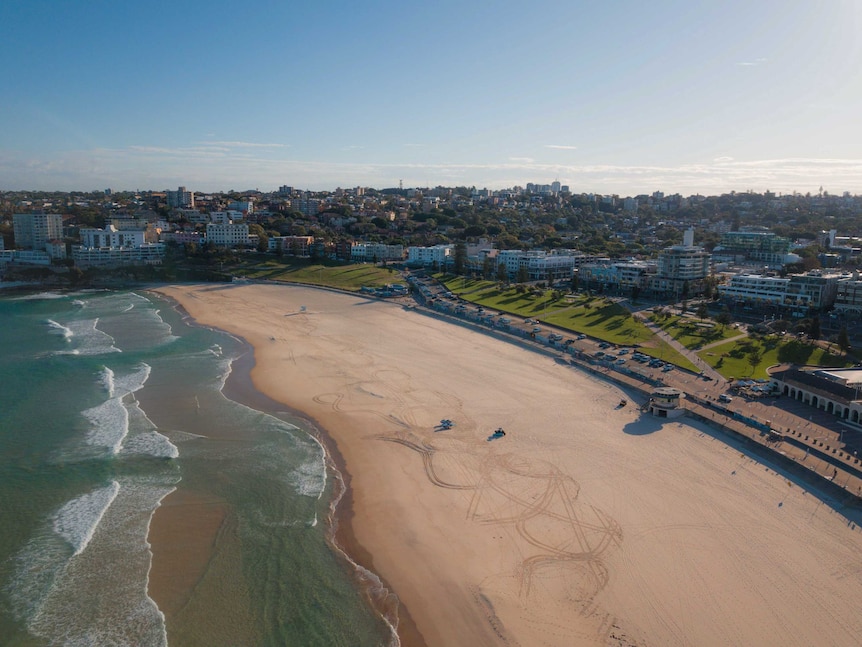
0, 289, 393, 646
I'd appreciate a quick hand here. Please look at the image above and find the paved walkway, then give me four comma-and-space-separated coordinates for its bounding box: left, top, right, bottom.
631, 311, 725, 381
699, 332, 748, 351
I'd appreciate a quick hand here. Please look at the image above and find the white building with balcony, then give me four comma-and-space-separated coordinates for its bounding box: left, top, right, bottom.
206, 222, 252, 248
407, 244, 452, 267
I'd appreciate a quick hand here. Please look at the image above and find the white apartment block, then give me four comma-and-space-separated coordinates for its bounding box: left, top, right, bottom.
80, 225, 146, 249
0, 249, 52, 266
525, 253, 576, 282
206, 222, 251, 247
495, 249, 577, 281
72, 244, 165, 267
350, 243, 404, 262
407, 244, 452, 266
718, 274, 790, 305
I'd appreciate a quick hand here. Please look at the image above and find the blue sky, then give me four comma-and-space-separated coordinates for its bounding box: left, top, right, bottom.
2, 0, 861, 195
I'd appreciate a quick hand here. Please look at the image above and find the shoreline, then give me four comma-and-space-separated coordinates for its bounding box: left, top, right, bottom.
221, 344, 427, 647
147, 289, 426, 647
149, 283, 862, 646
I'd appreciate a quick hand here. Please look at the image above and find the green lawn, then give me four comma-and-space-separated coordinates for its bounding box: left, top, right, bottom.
650, 314, 739, 350
698, 336, 852, 380
438, 277, 699, 371
234, 261, 404, 291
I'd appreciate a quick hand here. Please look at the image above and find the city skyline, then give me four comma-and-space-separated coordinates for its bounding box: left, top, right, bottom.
2, 0, 861, 194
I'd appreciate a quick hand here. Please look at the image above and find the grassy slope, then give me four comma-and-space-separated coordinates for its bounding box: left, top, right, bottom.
698, 337, 852, 380
440, 276, 698, 372
235, 260, 404, 290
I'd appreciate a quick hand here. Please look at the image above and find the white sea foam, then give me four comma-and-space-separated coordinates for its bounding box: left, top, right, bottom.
122, 302, 135, 313
121, 431, 180, 458
120, 397, 179, 459
55, 318, 121, 356
113, 362, 151, 396
45, 319, 73, 340
9, 478, 175, 646
72, 299, 86, 308
100, 366, 116, 398
84, 364, 152, 454
13, 291, 68, 301
289, 452, 327, 499
53, 481, 120, 556
83, 397, 129, 454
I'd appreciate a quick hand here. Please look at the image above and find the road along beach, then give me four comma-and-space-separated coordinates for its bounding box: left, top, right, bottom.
153, 282, 862, 647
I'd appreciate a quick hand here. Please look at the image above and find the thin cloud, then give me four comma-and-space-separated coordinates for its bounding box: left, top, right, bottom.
509, 157, 535, 163
201, 141, 287, 148
737, 57, 768, 67
713, 156, 734, 163
545, 144, 578, 150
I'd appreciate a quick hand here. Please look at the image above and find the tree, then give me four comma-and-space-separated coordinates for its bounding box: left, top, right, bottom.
453, 242, 467, 275
496, 262, 508, 283
838, 326, 851, 353
715, 310, 732, 328
746, 347, 763, 376
810, 316, 821, 340
482, 256, 494, 280
517, 266, 529, 284
696, 303, 709, 319
631, 284, 641, 301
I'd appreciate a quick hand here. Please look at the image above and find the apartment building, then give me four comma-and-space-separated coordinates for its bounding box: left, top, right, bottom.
407, 244, 452, 267
350, 242, 404, 262
13, 213, 63, 250
167, 186, 194, 208
712, 231, 794, 266
834, 278, 862, 315
718, 271, 843, 311
80, 225, 146, 249
206, 222, 252, 247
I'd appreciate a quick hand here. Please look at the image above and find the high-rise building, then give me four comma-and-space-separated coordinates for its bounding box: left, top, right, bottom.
13, 213, 63, 250
167, 186, 194, 208
652, 227, 710, 296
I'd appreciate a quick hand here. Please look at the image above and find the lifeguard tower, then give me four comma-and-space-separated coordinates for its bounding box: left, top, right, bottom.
648, 387, 685, 418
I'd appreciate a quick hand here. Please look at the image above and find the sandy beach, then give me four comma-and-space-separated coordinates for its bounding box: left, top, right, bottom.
151, 282, 862, 647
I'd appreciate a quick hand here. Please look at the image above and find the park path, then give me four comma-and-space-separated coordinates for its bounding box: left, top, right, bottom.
699, 331, 748, 351
630, 310, 725, 381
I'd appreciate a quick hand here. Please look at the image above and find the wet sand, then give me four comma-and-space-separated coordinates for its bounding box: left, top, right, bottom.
150, 283, 862, 647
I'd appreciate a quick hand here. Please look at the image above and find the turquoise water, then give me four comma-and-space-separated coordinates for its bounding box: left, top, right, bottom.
0, 289, 393, 646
